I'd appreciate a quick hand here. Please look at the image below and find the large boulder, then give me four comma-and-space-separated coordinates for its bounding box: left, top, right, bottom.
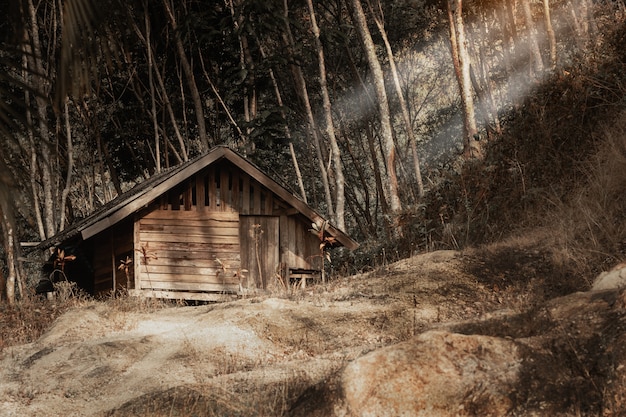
592, 262, 626, 290
290, 289, 626, 417
340, 331, 519, 417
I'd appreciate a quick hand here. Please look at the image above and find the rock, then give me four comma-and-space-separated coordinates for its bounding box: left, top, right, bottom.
340, 331, 520, 417
592, 262, 626, 290
290, 289, 626, 417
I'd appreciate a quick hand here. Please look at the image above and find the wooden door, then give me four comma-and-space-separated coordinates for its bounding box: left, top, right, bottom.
239, 216, 279, 290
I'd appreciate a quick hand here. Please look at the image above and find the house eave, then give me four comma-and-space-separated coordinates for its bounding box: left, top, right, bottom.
39, 146, 359, 251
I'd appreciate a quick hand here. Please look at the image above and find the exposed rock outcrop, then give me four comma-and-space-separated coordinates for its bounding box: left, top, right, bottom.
592, 262, 626, 290
292, 289, 626, 416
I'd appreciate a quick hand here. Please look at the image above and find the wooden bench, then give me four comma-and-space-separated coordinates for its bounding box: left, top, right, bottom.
287, 268, 321, 289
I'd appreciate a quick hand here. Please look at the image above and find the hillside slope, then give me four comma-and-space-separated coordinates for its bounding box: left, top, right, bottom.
1, 243, 625, 416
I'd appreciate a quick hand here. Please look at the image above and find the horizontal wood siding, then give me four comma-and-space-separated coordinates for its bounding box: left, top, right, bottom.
128, 158, 328, 297
136, 209, 241, 293
129, 289, 237, 302
149, 159, 323, 282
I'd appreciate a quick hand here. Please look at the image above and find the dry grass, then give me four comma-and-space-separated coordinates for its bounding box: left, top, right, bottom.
0, 283, 87, 353
102, 288, 183, 312
0, 284, 187, 354
544, 113, 626, 279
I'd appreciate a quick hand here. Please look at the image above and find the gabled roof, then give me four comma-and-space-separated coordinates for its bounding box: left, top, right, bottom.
36, 146, 358, 251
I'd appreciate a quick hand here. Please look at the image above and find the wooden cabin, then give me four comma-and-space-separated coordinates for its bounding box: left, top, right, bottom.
38, 146, 358, 301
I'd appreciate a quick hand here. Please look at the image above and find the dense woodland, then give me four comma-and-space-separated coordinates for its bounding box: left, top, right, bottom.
0, 0, 625, 304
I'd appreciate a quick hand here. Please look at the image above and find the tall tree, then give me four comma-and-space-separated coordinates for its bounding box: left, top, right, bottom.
228, 0, 258, 146
306, 0, 346, 230
0, 158, 23, 305
143, 0, 161, 172
543, 0, 557, 70
254, 39, 308, 203
282, 0, 335, 219
347, 0, 402, 214
521, 0, 545, 76
447, 0, 481, 158
368, 0, 425, 199
23, 0, 58, 239
162, 0, 211, 152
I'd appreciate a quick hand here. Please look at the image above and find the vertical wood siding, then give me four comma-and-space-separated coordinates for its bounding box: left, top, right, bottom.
90, 219, 134, 294
239, 216, 280, 289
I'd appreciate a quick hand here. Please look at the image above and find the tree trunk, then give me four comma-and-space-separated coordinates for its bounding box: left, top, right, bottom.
306, 0, 345, 231
198, 51, 248, 144
131, 12, 189, 162
504, 0, 520, 104
344, 44, 389, 218
498, 2, 514, 75
347, 0, 402, 214
162, 0, 211, 152
25, 0, 57, 238
22, 53, 46, 240
468, 18, 501, 137
370, 1, 425, 198
228, 0, 257, 146
59, 98, 74, 231
143, 0, 161, 172
521, 0, 545, 76
0, 266, 5, 302
0, 200, 22, 305
154, 58, 189, 161
543, 0, 557, 70
570, 0, 596, 50
343, 131, 375, 235
447, 0, 481, 158
283, 0, 334, 218
255, 37, 308, 204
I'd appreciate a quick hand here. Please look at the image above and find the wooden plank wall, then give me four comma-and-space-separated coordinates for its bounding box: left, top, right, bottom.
280, 215, 322, 271
163, 160, 274, 216
91, 219, 134, 294
136, 210, 241, 293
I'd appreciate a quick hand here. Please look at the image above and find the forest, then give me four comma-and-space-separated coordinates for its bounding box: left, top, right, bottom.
0, 0, 625, 304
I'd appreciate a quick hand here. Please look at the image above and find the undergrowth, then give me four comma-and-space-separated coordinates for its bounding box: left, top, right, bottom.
336, 18, 626, 290
0, 283, 86, 353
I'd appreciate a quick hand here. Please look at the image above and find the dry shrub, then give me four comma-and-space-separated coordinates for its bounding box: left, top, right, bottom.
104, 385, 258, 417
546, 113, 626, 278
0, 288, 83, 352
103, 289, 177, 313
0, 284, 176, 353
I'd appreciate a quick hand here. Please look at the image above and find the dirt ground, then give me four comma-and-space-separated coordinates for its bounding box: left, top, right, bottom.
1, 247, 624, 416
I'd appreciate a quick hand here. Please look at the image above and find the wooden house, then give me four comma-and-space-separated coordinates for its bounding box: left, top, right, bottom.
38, 146, 358, 301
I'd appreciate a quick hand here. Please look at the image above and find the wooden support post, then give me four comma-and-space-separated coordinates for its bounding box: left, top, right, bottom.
242, 175, 250, 214
231, 171, 240, 212
196, 172, 205, 208
253, 183, 261, 215
110, 230, 117, 292
133, 219, 141, 291
208, 168, 217, 210
220, 169, 230, 211
184, 181, 193, 211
